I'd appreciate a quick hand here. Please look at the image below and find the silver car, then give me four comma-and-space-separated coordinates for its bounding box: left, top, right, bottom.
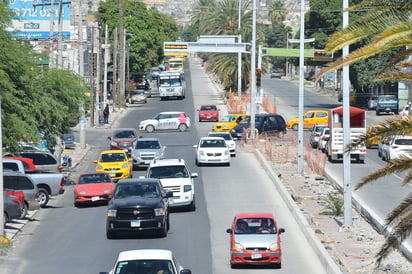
318, 127, 330, 153
131, 137, 166, 169
309, 124, 328, 149
128, 90, 147, 104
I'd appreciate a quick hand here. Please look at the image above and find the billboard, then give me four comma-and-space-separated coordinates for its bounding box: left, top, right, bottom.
8, 0, 71, 40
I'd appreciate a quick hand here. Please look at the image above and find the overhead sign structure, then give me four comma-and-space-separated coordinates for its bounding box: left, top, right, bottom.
163, 42, 189, 57
163, 41, 248, 56
265, 48, 314, 58
8, 0, 71, 40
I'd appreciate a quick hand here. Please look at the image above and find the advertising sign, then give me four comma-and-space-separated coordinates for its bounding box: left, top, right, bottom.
8, 0, 71, 40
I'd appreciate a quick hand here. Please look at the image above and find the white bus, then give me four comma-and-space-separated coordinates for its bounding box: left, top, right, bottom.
157, 71, 185, 100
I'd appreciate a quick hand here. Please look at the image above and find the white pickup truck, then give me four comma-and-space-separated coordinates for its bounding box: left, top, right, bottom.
3, 158, 65, 207
325, 106, 367, 163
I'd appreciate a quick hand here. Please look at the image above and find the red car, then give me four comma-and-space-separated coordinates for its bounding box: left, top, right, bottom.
197, 104, 219, 122
74, 172, 115, 207
108, 128, 139, 153
226, 213, 285, 269
4, 156, 38, 171
4, 190, 25, 218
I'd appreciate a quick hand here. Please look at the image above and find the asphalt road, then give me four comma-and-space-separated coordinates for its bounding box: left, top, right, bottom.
0, 57, 330, 274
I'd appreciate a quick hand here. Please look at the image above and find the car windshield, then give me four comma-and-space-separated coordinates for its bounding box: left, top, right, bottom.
220, 115, 236, 122
148, 166, 188, 179
135, 140, 160, 149
234, 218, 276, 235
394, 139, 412, 145
239, 116, 251, 124
200, 139, 226, 148
114, 130, 137, 139
113, 184, 160, 199
100, 153, 126, 162
78, 173, 111, 184
201, 105, 216, 111
115, 259, 176, 274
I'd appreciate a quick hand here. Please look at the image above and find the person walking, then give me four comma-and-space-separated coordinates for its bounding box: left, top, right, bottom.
103, 104, 110, 124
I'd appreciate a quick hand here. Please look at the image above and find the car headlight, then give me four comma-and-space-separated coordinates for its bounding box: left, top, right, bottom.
132, 152, 140, 158
79, 190, 86, 195
184, 185, 192, 192
121, 163, 129, 168
223, 125, 229, 129
110, 141, 118, 146
269, 242, 279, 251
199, 150, 205, 156
107, 209, 117, 217
104, 189, 111, 193
156, 151, 163, 157
231, 129, 236, 133
234, 242, 244, 251
96, 164, 103, 169
154, 207, 165, 216
224, 150, 229, 155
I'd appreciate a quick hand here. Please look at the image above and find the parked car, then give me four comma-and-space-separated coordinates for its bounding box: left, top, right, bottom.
99, 249, 192, 274
145, 158, 198, 211
73, 172, 115, 207
3, 170, 41, 213
287, 110, 329, 130
270, 68, 284, 79
62, 132, 76, 149
226, 213, 285, 269
19, 151, 62, 173
318, 127, 330, 153
4, 190, 25, 219
107, 128, 139, 153
230, 113, 287, 139
94, 150, 133, 182
194, 137, 230, 166
309, 124, 328, 148
211, 113, 249, 132
138, 111, 191, 132
3, 193, 22, 226
197, 104, 219, 122
131, 137, 166, 169
379, 135, 412, 161
127, 89, 147, 104
105, 178, 173, 239
367, 95, 378, 110
207, 131, 236, 156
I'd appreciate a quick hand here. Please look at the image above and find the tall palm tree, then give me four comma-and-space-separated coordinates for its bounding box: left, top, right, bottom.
190, 0, 217, 34
318, 0, 412, 265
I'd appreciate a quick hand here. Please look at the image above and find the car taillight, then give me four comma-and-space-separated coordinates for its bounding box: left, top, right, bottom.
57, 165, 63, 172
60, 177, 65, 186
391, 146, 399, 149
35, 192, 40, 199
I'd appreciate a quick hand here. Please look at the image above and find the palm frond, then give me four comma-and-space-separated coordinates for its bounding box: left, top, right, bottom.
385, 193, 412, 224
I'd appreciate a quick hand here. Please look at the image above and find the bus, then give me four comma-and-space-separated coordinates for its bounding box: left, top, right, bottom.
157, 71, 185, 100
168, 57, 184, 74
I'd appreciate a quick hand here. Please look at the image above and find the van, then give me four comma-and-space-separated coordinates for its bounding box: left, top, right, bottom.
230, 114, 287, 139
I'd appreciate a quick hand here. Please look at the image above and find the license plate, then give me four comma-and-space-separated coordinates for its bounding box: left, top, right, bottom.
91, 196, 100, 202
251, 253, 262, 259
130, 220, 140, 227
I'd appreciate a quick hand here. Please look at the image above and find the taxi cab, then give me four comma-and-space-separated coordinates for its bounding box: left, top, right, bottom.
94, 150, 133, 182
211, 113, 249, 132
287, 109, 328, 130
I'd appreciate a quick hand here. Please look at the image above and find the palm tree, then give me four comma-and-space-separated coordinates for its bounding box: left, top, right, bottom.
268, 0, 287, 25
318, 0, 412, 265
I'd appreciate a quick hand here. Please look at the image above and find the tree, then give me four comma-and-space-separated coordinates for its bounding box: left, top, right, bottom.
324, 0, 412, 264
268, 0, 287, 25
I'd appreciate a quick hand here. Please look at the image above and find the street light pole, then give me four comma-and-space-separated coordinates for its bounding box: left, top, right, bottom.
249, 0, 257, 139
237, 0, 242, 100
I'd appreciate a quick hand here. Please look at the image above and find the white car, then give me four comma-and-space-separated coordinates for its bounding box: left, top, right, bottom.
145, 158, 198, 211
100, 249, 192, 274
207, 131, 236, 156
138, 111, 190, 132
318, 127, 330, 153
379, 135, 412, 161
194, 137, 231, 166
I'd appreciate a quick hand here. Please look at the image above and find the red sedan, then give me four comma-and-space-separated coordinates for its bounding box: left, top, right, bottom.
226, 213, 285, 269
74, 172, 115, 207
197, 104, 219, 122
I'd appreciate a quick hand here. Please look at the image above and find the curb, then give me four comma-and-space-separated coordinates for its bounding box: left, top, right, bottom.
254, 149, 342, 274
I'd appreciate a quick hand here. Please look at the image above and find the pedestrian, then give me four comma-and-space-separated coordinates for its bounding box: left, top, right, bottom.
103, 104, 110, 124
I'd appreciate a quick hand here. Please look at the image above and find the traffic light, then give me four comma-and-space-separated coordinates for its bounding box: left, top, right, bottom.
256, 68, 262, 87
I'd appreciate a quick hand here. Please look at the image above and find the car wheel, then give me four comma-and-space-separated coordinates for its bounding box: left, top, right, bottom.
195, 159, 201, 166
230, 262, 238, 269
376, 110, 380, 116
20, 202, 28, 219
226, 162, 231, 167
106, 229, 117, 239
292, 124, 298, 131
178, 123, 187, 132
188, 196, 196, 211
272, 262, 282, 269
146, 125, 155, 133
159, 219, 168, 237
38, 188, 49, 208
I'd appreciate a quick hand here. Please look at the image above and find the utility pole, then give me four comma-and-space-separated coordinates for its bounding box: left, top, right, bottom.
49, 0, 55, 68
78, 0, 85, 149
103, 24, 109, 109
57, 0, 63, 68
95, 25, 101, 125
237, 0, 242, 99
0, 95, 4, 235
118, 0, 125, 107
112, 28, 118, 109
89, 24, 95, 127
249, 0, 257, 140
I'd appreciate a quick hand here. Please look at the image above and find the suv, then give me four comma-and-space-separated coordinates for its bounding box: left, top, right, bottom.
376, 95, 399, 115
19, 151, 62, 173
131, 137, 166, 169
3, 170, 41, 217
138, 111, 190, 132
145, 158, 198, 211
231, 114, 287, 139
105, 178, 172, 239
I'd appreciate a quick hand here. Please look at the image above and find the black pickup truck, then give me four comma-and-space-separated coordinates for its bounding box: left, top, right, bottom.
105, 178, 172, 239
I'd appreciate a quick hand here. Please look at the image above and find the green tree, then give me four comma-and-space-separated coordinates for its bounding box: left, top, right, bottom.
268, 0, 287, 25
325, 0, 412, 264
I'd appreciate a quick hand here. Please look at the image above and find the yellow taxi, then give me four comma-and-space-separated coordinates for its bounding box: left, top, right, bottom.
287, 110, 328, 130
211, 113, 249, 132
365, 125, 382, 148
93, 150, 133, 182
